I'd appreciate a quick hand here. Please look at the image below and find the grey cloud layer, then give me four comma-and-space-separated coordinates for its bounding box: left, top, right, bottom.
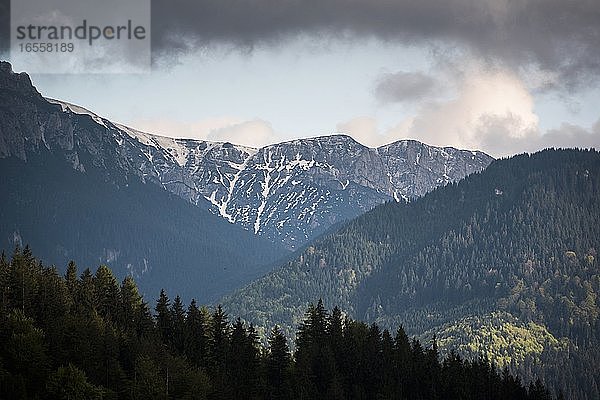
375, 72, 437, 103
2, 0, 598, 84
151, 0, 600, 86
476, 118, 600, 157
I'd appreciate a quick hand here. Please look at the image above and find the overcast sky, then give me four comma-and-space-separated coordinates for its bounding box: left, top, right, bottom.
4, 0, 600, 157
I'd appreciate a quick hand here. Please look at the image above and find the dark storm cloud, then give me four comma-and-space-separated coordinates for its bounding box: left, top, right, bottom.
375, 72, 437, 103
151, 0, 600, 86
0, 0, 9, 57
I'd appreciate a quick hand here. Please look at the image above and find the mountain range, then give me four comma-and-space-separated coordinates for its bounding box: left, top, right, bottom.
0, 60, 491, 300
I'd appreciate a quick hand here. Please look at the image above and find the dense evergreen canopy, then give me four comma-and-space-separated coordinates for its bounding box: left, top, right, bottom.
222, 149, 600, 399
0, 248, 551, 399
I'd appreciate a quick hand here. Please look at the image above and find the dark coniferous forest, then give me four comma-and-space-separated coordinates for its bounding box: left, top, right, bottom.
0, 247, 554, 399
222, 149, 600, 399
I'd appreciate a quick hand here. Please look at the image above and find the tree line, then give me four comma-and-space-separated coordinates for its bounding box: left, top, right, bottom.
0, 246, 555, 399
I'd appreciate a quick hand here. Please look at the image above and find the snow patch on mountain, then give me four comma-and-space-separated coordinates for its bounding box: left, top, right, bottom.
46, 98, 108, 128
8, 95, 493, 249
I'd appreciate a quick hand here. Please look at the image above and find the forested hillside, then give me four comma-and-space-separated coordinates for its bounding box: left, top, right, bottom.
0, 248, 553, 399
222, 149, 600, 399
0, 153, 287, 303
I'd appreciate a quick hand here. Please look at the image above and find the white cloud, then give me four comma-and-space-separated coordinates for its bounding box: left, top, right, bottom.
337, 68, 540, 154
335, 116, 381, 147
399, 68, 540, 154
131, 117, 239, 140
207, 119, 277, 148
129, 117, 278, 148
337, 66, 599, 156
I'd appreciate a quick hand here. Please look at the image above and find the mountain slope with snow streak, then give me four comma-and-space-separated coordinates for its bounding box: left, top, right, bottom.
1, 61, 493, 249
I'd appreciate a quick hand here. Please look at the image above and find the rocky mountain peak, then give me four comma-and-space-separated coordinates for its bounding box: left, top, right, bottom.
0, 61, 41, 97
0, 64, 494, 248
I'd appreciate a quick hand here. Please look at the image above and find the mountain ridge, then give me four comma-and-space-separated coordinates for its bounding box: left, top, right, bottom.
0, 60, 493, 249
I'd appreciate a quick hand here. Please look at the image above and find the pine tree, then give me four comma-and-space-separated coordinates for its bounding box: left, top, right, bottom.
155, 289, 172, 345
9, 245, 39, 317
33, 267, 69, 338
395, 325, 411, 367
267, 325, 291, 400
134, 300, 154, 338
0, 251, 9, 316
119, 276, 142, 333
381, 329, 397, 398
229, 318, 253, 398
170, 295, 186, 354
64, 261, 78, 299
363, 323, 383, 396
185, 299, 209, 368
208, 305, 230, 400
78, 268, 95, 311
328, 306, 344, 369
294, 299, 333, 398
94, 265, 119, 320
209, 305, 229, 369
244, 323, 262, 399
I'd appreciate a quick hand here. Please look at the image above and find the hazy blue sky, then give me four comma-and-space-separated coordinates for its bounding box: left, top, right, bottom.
8, 0, 600, 157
